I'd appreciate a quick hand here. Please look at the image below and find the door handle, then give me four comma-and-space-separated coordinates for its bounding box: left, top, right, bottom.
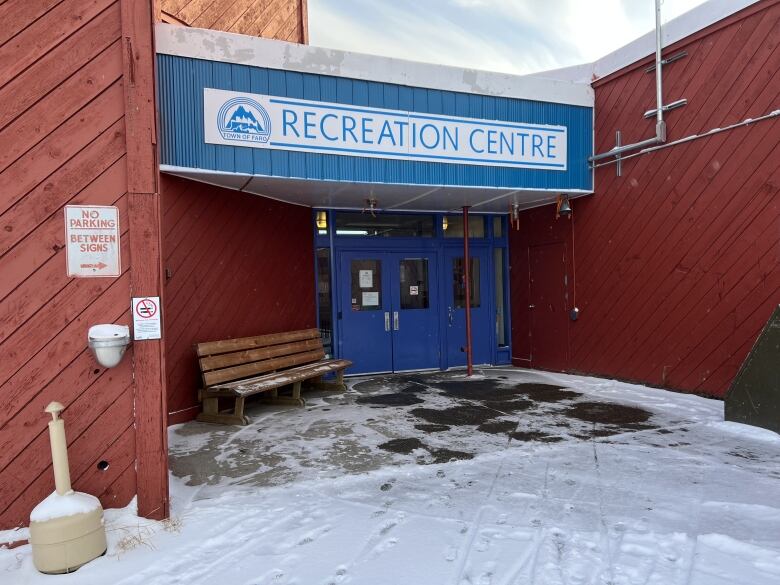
384, 312, 390, 331
447, 306, 453, 326
393, 311, 399, 331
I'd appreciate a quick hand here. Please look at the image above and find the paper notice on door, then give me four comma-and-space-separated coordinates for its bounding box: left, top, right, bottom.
359, 270, 373, 288
409, 286, 419, 296
362, 291, 379, 306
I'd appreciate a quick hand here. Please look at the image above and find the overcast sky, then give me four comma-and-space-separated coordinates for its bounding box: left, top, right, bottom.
308, 0, 710, 75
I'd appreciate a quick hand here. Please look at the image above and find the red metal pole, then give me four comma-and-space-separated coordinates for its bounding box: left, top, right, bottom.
462, 206, 473, 376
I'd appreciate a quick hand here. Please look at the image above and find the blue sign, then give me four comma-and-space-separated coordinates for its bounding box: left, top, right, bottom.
205, 88, 568, 170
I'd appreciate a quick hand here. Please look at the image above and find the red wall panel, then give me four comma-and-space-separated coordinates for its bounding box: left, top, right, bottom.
161, 175, 317, 424
0, 0, 137, 529
510, 1, 780, 397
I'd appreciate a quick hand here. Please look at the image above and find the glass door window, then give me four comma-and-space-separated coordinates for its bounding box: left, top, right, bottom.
349, 259, 382, 311
316, 248, 333, 356
452, 257, 481, 308
399, 259, 429, 310
494, 248, 507, 347
445, 250, 491, 368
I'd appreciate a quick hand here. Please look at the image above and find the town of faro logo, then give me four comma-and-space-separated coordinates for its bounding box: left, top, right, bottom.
217, 97, 271, 143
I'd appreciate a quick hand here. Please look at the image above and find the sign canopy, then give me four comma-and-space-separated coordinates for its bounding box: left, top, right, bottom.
157, 29, 593, 212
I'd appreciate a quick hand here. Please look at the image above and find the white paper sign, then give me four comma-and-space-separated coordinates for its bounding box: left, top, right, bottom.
359, 270, 373, 288
410, 286, 419, 296
65, 205, 121, 277
132, 297, 162, 340
204, 88, 567, 171
362, 292, 379, 306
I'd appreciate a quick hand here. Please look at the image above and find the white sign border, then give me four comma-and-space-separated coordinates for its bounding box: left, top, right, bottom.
64, 204, 122, 279
132, 296, 162, 341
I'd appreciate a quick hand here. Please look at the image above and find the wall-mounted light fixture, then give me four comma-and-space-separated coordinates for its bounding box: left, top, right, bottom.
442, 216, 449, 231
555, 195, 572, 219
363, 198, 378, 217
363, 197, 379, 217
510, 203, 520, 230
315, 210, 328, 230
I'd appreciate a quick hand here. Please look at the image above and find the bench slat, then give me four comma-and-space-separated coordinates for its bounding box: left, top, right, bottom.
199, 338, 322, 372
202, 348, 326, 387
209, 359, 352, 395
196, 328, 320, 357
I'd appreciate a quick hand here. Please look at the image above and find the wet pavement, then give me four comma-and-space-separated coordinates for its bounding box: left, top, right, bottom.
167, 367, 780, 499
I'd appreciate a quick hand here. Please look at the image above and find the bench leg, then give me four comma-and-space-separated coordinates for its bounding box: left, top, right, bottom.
305, 370, 347, 393
257, 383, 306, 407
291, 381, 301, 401
197, 394, 250, 426
234, 396, 246, 420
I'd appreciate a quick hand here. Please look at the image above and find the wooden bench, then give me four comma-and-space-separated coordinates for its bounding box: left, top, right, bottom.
196, 328, 351, 425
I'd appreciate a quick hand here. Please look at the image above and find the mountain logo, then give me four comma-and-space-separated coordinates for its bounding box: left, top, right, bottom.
216, 97, 271, 143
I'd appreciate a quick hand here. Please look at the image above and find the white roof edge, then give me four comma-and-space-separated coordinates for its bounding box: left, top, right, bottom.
525, 0, 761, 83
155, 23, 594, 108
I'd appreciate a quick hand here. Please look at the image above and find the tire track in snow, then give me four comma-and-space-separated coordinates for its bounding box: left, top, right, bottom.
496, 527, 544, 585
452, 453, 507, 584
590, 428, 617, 585
680, 462, 705, 585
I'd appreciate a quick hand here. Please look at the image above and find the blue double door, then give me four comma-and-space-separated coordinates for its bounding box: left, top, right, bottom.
339, 248, 491, 374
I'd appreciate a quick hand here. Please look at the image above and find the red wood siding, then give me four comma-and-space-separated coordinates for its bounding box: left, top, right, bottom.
509, 207, 574, 368
161, 175, 316, 424
159, 0, 307, 43
0, 0, 137, 529
510, 1, 780, 397
121, 0, 170, 521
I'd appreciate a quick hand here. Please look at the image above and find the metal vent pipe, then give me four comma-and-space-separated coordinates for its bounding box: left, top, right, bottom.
589, 0, 666, 163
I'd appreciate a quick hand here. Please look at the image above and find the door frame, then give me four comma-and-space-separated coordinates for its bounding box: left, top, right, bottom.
314, 210, 511, 374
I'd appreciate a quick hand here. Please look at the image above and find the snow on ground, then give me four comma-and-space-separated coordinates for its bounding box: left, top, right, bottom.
2, 368, 780, 584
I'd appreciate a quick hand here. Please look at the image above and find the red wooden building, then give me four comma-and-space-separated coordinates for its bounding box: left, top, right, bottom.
0, 0, 777, 531
510, 0, 779, 396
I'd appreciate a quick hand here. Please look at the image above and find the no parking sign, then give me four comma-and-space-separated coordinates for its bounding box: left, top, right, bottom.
132, 296, 162, 340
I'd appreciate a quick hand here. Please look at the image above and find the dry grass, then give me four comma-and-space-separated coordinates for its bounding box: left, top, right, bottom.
162, 516, 183, 533
110, 523, 157, 558
107, 514, 184, 558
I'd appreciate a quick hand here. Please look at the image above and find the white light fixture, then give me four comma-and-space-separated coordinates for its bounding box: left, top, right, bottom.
510, 203, 520, 230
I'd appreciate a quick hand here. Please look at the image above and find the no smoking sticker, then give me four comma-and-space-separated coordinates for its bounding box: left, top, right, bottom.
132, 296, 161, 340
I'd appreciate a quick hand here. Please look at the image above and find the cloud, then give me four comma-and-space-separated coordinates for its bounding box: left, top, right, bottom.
308, 0, 710, 75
